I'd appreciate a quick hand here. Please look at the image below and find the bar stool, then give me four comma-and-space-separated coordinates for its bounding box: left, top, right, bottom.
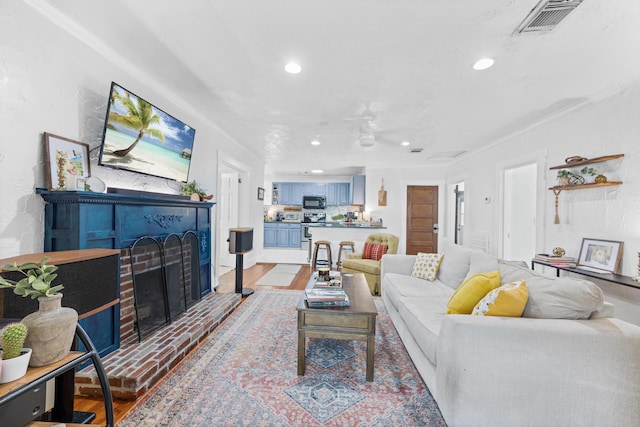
337, 241, 355, 270
312, 240, 332, 271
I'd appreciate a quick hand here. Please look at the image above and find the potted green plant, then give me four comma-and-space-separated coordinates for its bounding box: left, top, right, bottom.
556, 169, 584, 186
0, 257, 77, 367
0, 323, 31, 383
181, 180, 212, 201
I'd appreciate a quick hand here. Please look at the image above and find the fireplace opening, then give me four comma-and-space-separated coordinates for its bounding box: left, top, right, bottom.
130, 231, 203, 342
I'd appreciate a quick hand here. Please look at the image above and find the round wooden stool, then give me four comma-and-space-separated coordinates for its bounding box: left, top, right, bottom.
337, 241, 355, 270
312, 240, 332, 271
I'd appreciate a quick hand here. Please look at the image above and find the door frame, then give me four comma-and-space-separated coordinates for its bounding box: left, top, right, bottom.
496, 149, 548, 259
400, 179, 446, 254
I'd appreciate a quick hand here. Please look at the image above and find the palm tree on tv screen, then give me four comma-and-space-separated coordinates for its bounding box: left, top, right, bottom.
109, 90, 165, 157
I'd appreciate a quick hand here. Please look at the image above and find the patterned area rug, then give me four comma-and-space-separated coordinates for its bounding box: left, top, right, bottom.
255, 264, 301, 286
117, 289, 446, 426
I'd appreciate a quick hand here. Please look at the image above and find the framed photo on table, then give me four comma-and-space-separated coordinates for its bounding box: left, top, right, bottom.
577, 238, 623, 273
44, 132, 91, 190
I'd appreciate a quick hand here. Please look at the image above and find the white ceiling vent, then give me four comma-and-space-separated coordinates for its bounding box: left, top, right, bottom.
515, 0, 584, 33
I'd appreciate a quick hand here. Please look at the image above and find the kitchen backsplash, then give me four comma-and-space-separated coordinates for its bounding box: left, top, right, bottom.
264, 205, 360, 222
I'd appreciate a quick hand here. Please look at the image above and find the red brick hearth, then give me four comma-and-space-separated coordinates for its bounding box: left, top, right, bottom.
76, 291, 241, 400
75, 250, 241, 400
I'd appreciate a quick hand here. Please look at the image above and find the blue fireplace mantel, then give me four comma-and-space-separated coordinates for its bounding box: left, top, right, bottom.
36, 188, 215, 357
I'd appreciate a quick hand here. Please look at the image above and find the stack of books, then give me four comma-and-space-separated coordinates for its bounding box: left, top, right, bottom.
305, 287, 350, 307
534, 253, 576, 267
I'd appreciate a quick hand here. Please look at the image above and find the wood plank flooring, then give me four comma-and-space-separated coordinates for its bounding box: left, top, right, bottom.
74, 262, 311, 425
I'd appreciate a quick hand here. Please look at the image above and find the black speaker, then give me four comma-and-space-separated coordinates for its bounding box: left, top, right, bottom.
228, 228, 254, 254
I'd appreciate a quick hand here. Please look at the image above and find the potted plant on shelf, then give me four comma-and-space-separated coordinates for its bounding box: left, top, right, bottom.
556, 169, 584, 186
181, 180, 213, 201
0, 323, 31, 383
0, 257, 77, 367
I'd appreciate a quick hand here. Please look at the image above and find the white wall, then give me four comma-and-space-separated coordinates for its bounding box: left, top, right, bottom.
0, 3, 265, 282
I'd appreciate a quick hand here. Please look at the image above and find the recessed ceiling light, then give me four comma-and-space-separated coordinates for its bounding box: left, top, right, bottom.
311, 169, 324, 174
285, 62, 301, 74
473, 58, 494, 71
401, 141, 410, 146
311, 139, 321, 146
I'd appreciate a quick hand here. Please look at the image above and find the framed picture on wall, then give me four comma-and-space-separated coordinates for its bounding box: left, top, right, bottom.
44, 132, 91, 191
577, 238, 623, 273
257, 187, 265, 201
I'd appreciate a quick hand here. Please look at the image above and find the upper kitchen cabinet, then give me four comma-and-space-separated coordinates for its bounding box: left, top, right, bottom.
303, 183, 326, 196
326, 183, 351, 206
350, 175, 366, 205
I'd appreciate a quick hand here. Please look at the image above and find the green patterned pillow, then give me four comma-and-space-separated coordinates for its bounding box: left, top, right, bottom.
410, 253, 444, 281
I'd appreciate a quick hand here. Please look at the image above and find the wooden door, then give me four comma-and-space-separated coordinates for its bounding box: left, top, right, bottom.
406, 185, 438, 254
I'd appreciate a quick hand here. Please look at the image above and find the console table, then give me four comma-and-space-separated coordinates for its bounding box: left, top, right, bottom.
531, 259, 640, 290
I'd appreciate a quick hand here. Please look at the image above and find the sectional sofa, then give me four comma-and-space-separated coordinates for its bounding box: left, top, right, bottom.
380, 240, 640, 427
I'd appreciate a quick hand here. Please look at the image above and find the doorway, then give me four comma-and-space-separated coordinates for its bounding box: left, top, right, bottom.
406, 185, 438, 254
502, 163, 537, 261
218, 170, 239, 269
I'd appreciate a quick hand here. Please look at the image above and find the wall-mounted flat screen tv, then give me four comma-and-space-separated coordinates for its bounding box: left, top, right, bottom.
98, 82, 196, 183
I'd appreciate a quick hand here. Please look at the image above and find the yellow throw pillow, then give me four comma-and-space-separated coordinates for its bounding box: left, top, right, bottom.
410, 253, 444, 281
446, 271, 501, 314
472, 280, 529, 317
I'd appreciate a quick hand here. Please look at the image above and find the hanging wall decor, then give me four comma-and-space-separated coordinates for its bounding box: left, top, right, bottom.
378, 178, 387, 206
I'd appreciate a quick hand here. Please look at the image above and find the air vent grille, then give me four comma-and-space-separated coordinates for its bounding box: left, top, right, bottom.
515, 0, 583, 33
410, 148, 423, 153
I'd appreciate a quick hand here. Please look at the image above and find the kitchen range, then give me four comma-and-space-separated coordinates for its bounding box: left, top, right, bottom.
302, 210, 326, 261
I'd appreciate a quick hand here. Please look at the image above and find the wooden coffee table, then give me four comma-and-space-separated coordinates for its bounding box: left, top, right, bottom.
297, 272, 378, 381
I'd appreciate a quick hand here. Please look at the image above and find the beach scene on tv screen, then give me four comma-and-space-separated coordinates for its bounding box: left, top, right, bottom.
100, 84, 195, 182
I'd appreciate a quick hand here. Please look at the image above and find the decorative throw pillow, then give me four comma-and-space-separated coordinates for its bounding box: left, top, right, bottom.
362, 242, 374, 259
362, 243, 388, 261
369, 243, 388, 261
446, 270, 501, 314
410, 253, 444, 281
472, 280, 528, 317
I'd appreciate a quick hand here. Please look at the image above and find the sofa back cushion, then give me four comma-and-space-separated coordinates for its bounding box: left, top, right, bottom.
437, 239, 472, 289
498, 260, 604, 319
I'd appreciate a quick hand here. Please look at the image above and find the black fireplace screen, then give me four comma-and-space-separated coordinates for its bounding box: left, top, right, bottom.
130, 231, 202, 342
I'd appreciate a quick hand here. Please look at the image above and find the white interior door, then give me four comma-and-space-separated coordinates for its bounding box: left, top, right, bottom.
219, 171, 239, 267
502, 163, 537, 262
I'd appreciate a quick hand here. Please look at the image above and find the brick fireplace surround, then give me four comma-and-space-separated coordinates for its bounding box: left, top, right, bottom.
75, 249, 241, 400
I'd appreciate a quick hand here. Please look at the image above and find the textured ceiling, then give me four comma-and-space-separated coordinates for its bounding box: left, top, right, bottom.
32, 0, 640, 175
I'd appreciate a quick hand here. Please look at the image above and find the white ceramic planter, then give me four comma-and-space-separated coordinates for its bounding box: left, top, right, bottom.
0, 348, 32, 383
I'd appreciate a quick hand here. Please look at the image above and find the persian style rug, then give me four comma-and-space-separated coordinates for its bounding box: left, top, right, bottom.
117, 289, 446, 426
255, 264, 302, 287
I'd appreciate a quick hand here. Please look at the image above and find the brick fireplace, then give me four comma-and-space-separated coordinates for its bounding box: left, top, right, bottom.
35, 188, 237, 400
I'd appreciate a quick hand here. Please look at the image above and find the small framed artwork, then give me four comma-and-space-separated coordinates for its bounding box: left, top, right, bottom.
257, 187, 265, 201
577, 238, 624, 273
44, 132, 91, 190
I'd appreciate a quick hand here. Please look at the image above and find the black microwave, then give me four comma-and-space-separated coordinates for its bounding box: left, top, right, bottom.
303, 196, 326, 209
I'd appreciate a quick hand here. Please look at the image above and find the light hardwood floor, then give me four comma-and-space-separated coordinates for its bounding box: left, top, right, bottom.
75, 262, 311, 425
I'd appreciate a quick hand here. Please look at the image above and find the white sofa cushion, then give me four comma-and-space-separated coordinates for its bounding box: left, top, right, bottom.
499, 260, 604, 319
465, 250, 500, 280
383, 272, 454, 312
437, 240, 472, 289
396, 296, 449, 365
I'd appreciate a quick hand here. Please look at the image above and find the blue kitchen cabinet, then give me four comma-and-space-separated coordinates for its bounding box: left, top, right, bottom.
338, 183, 351, 205
264, 223, 278, 247
326, 183, 338, 205
264, 222, 301, 248
289, 224, 301, 248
